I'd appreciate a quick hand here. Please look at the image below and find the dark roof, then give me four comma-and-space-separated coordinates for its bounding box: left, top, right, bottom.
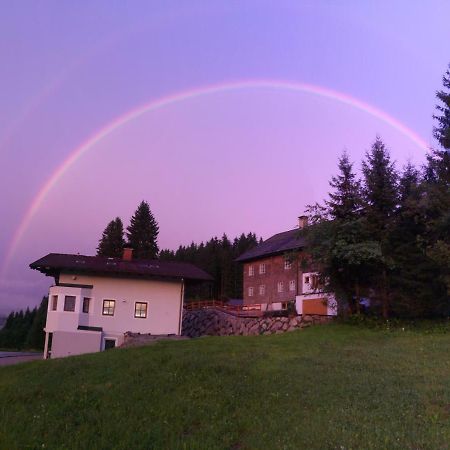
30, 253, 213, 282
235, 228, 305, 262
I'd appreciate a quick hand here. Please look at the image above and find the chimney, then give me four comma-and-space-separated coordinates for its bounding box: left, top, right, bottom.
122, 247, 133, 261
298, 215, 308, 229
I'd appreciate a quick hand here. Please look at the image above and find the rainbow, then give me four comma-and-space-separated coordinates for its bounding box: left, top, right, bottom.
1, 79, 429, 278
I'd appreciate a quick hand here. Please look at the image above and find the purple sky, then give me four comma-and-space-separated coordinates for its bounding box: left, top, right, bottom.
0, 1, 449, 314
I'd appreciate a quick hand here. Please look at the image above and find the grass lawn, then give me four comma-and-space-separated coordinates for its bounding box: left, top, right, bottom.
0, 324, 449, 449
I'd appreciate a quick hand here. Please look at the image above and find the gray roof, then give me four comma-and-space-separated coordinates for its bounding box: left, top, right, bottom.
30, 253, 213, 282
236, 228, 305, 262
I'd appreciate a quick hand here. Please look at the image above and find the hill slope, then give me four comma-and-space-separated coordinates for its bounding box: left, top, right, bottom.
0, 324, 449, 449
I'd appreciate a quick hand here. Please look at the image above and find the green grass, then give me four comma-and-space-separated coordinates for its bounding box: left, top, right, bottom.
0, 324, 449, 449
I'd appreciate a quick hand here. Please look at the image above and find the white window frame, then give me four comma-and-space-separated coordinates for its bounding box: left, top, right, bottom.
248, 287, 254, 297
259, 285, 265, 295
284, 259, 292, 270
277, 281, 284, 293
259, 263, 266, 274
289, 280, 296, 292
248, 265, 254, 277
303, 272, 322, 293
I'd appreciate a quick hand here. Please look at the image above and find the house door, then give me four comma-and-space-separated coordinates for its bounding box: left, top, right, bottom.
104, 339, 116, 350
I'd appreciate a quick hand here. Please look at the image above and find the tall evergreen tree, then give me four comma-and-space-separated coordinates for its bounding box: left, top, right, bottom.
97, 217, 126, 257
306, 151, 380, 315
433, 64, 450, 150
326, 150, 363, 220
127, 201, 159, 259
361, 137, 398, 318
362, 137, 398, 232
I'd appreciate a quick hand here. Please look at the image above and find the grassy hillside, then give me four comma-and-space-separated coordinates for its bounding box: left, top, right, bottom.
0, 324, 449, 449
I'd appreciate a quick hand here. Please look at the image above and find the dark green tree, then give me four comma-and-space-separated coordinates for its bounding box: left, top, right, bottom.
433, 64, 450, 150
25, 297, 48, 350
97, 217, 126, 257
126, 201, 159, 259
362, 137, 398, 231
160, 232, 259, 300
361, 137, 398, 318
326, 150, 363, 220
306, 152, 380, 316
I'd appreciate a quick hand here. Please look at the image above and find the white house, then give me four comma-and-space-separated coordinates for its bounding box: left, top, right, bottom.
30, 249, 212, 359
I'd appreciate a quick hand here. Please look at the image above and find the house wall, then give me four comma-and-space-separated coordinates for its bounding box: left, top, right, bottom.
44, 273, 184, 358
51, 330, 102, 358
243, 255, 302, 306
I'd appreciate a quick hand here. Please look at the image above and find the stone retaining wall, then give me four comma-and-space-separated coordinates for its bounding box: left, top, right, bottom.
182, 308, 333, 338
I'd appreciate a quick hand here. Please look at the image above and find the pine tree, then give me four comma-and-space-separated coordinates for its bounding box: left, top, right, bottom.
362, 137, 398, 232
433, 64, 450, 150
361, 137, 399, 318
97, 217, 126, 257
326, 150, 363, 220
126, 201, 159, 259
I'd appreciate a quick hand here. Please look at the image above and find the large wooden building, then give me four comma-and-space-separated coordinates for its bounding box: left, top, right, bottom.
236, 216, 336, 315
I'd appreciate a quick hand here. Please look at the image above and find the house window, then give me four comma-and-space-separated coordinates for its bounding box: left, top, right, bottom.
51, 295, 58, 311
284, 259, 292, 270
277, 282, 284, 293
305, 276, 310, 284
63, 296, 76, 312
311, 275, 320, 290
282, 302, 289, 310
248, 287, 254, 297
248, 266, 254, 276
259, 285, 265, 295
134, 302, 148, 318
289, 280, 296, 292
82, 297, 90, 314
102, 299, 115, 316
104, 339, 116, 350
259, 263, 266, 274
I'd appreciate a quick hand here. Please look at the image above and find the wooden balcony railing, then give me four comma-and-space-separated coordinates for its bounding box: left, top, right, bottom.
184, 300, 262, 315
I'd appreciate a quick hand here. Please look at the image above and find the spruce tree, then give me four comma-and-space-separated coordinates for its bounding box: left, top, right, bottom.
326, 150, 362, 220
97, 217, 126, 257
433, 64, 450, 150
126, 201, 159, 259
361, 137, 399, 318
362, 137, 399, 232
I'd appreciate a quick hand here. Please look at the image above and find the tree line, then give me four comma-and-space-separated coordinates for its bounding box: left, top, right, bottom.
160, 233, 260, 300
0, 297, 48, 350
306, 65, 449, 318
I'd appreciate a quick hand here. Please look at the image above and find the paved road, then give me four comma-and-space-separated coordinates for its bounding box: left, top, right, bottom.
0, 351, 43, 366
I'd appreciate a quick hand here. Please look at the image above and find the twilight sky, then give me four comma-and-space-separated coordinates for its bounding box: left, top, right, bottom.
0, 1, 449, 313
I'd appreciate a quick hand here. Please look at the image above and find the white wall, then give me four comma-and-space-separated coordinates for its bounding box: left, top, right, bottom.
51, 330, 102, 358
46, 273, 183, 338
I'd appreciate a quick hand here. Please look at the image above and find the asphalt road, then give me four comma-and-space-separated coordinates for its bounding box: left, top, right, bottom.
0, 351, 43, 366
